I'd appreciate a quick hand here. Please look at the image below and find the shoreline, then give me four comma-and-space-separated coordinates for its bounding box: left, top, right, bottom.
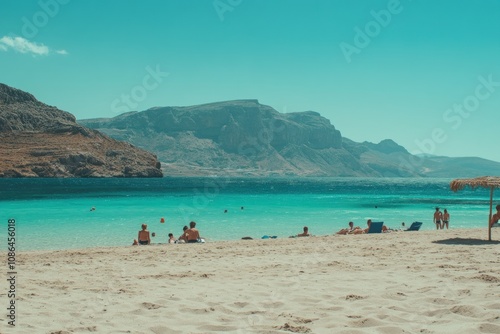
18, 226, 494, 253
5, 177, 496, 254
10, 228, 500, 333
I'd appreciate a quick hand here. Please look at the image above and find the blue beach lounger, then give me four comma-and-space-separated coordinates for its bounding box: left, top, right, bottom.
405, 222, 423, 231
367, 222, 384, 233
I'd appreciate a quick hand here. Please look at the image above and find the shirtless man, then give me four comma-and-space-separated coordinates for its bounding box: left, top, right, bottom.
137, 224, 151, 245
184, 221, 200, 243
490, 204, 500, 227
297, 226, 310, 237
433, 207, 443, 230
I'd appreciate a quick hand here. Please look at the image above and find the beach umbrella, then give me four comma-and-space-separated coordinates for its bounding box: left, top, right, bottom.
450, 176, 500, 241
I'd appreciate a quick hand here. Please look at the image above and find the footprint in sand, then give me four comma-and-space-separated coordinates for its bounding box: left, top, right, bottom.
233, 301, 249, 308
278, 312, 315, 324
344, 294, 366, 301
277, 322, 311, 333
142, 302, 162, 310
149, 325, 182, 334
474, 274, 500, 283
450, 305, 485, 318
479, 323, 500, 333
350, 317, 384, 328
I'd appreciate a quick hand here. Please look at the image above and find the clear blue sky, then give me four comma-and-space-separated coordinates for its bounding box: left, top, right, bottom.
1, 0, 500, 162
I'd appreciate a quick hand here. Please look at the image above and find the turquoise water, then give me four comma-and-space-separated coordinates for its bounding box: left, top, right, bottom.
0, 177, 494, 251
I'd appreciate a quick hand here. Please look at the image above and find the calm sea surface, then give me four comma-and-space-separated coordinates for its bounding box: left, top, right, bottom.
0, 177, 494, 251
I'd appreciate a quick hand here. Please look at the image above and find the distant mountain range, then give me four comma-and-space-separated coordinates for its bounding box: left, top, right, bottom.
2, 81, 497, 178
79, 100, 500, 178
0, 83, 162, 177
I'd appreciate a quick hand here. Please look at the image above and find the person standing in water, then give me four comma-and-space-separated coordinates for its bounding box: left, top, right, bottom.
442, 209, 450, 229
433, 207, 443, 230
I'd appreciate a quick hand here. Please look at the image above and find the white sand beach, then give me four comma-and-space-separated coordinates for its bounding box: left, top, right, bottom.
3, 228, 500, 334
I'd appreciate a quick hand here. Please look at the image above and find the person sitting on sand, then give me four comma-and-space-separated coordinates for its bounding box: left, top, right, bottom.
490, 204, 500, 227
336, 221, 361, 235
132, 239, 138, 246
177, 225, 188, 243
297, 226, 310, 237
363, 219, 372, 233
168, 233, 176, 244
352, 219, 372, 234
351, 219, 372, 234
137, 224, 151, 245
183, 221, 201, 243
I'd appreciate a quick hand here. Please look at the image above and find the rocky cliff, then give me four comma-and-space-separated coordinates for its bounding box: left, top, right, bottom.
0, 83, 162, 177
79, 100, 424, 177
79, 99, 500, 178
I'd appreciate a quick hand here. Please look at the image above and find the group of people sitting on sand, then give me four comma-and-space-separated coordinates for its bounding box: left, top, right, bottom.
133, 221, 202, 245
132, 204, 500, 244
336, 219, 391, 235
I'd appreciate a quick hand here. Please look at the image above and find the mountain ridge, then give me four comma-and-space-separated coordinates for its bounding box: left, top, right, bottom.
3, 81, 496, 179
79, 99, 500, 178
0, 83, 163, 178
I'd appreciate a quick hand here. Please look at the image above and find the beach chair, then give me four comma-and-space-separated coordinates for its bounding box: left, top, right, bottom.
405, 222, 423, 231
367, 222, 384, 233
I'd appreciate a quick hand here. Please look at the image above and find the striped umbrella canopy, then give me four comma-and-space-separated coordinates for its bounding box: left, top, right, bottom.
450, 176, 500, 241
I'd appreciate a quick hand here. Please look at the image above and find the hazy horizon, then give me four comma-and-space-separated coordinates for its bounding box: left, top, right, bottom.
1, 0, 499, 163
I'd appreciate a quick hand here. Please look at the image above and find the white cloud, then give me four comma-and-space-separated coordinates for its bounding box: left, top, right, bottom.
0, 36, 48, 55
0, 36, 67, 56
